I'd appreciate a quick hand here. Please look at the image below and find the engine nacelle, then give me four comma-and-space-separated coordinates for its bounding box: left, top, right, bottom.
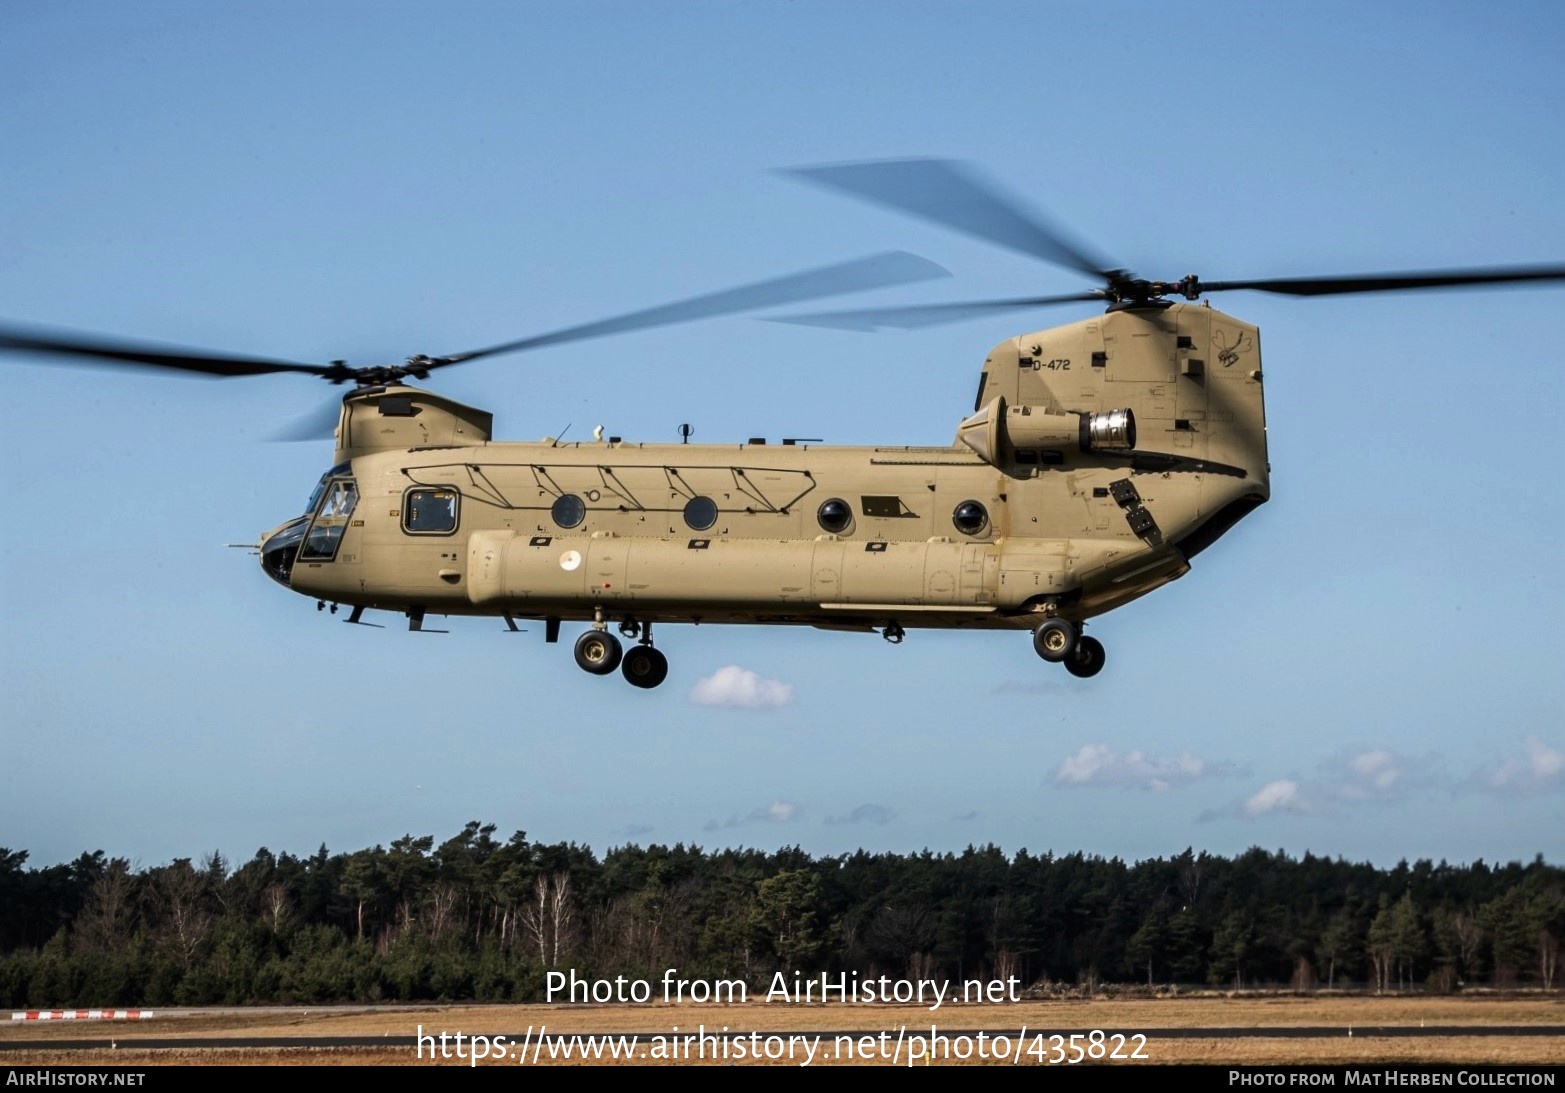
957, 396, 1136, 464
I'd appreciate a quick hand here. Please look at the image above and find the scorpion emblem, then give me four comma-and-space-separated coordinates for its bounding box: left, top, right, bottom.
1214, 329, 1253, 368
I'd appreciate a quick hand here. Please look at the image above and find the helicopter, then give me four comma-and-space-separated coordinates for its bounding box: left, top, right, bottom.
4, 159, 1563, 690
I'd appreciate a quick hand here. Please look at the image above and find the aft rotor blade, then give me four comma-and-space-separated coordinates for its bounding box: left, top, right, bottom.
781, 158, 1118, 282
1198, 265, 1565, 298
764, 292, 1104, 332
438, 251, 950, 366
0, 324, 334, 378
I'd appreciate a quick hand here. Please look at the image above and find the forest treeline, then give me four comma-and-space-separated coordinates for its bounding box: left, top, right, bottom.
2, 825, 1560, 1007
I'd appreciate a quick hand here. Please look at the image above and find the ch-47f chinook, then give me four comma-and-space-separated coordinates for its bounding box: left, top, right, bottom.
5, 159, 1563, 689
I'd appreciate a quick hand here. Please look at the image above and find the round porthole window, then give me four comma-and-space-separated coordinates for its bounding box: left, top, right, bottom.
683, 496, 718, 531
952, 499, 988, 536
817, 497, 853, 534
552, 494, 586, 529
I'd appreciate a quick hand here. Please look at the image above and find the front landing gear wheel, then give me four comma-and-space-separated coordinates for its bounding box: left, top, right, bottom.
1064, 635, 1106, 678
1032, 618, 1078, 663
621, 645, 669, 689
574, 630, 623, 675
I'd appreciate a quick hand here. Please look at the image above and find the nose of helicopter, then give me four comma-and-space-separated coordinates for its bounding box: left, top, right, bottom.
259, 516, 310, 587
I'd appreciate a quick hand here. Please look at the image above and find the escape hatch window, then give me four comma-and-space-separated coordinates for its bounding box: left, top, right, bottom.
300, 478, 358, 561
404, 488, 459, 534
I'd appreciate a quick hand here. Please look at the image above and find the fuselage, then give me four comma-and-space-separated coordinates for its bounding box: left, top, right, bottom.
261, 302, 1270, 637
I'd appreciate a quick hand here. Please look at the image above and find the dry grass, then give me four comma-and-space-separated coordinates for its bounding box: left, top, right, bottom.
5, 996, 1562, 1066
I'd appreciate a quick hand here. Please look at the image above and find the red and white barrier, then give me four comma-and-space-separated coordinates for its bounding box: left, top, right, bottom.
10, 1009, 152, 1021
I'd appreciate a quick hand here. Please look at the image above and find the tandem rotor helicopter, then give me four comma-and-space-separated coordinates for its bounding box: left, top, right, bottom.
5, 159, 1564, 689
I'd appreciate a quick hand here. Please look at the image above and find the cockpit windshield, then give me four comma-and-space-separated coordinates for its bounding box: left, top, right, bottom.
304, 462, 351, 516
300, 476, 358, 561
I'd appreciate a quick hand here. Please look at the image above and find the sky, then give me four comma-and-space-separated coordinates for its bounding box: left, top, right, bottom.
1, 1, 1561, 872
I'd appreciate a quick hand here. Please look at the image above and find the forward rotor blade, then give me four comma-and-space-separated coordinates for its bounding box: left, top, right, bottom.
269, 397, 347, 442
781, 158, 1118, 282
764, 292, 1104, 332
438, 251, 950, 365
0, 324, 333, 378
1199, 265, 1565, 298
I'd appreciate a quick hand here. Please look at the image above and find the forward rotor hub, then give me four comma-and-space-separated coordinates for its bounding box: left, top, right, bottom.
1101, 273, 1204, 307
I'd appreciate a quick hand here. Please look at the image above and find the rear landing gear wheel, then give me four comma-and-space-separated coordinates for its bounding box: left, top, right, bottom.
621, 645, 669, 689
574, 630, 623, 675
1064, 635, 1106, 678
1032, 618, 1078, 663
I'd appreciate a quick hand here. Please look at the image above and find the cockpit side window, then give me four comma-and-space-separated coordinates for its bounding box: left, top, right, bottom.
300, 478, 358, 561
403, 487, 459, 534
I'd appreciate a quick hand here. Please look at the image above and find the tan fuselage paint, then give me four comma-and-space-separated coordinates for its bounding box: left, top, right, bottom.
280, 303, 1269, 632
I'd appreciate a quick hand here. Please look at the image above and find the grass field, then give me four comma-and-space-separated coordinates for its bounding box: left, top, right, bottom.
5, 995, 1563, 1066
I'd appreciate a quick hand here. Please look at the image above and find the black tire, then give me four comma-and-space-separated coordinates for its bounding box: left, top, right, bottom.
622, 645, 669, 689
1032, 618, 1077, 663
573, 630, 623, 675
1065, 635, 1106, 678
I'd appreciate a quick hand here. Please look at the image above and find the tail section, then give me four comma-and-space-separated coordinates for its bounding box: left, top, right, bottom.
972, 302, 1269, 558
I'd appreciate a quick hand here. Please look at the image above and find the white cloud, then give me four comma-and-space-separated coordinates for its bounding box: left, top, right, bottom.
1349, 749, 1395, 781
1243, 779, 1307, 818
1486, 736, 1565, 793
690, 665, 795, 708
1218, 741, 1561, 824
1222, 748, 1437, 822
703, 799, 802, 832
1054, 743, 1210, 792
1330, 748, 1429, 802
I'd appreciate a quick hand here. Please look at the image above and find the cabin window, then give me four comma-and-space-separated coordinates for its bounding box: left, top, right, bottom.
552, 494, 586, 529
683, 496, 718, 531
403, 487, 459, 534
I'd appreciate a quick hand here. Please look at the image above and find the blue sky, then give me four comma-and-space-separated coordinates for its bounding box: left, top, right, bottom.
2, 1, 1560, 870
